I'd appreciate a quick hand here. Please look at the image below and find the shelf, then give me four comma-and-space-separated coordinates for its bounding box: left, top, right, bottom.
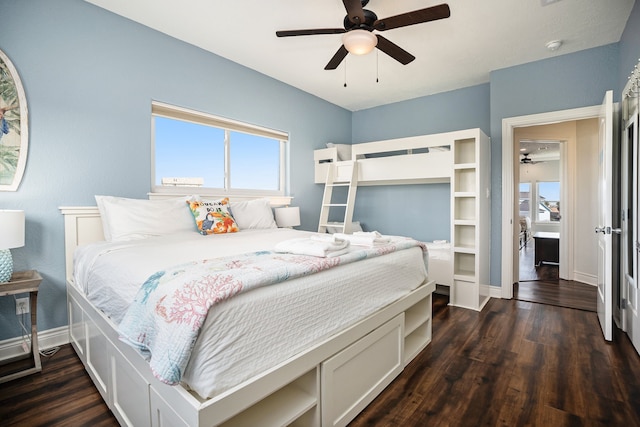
453, 163, 476, 170
220, 369, 318, 427
453, 272, 476, 282
454, 224, 476, 248
454, 138, 477, 164
453, 245, 476, 254
453, 168, 476, 193
453, 252, 475, 277
404, 297, 431, 337
454, 198, 476, 221
449, 130, 489, 312
453, 192, 475, 198
404, 326, 431, 365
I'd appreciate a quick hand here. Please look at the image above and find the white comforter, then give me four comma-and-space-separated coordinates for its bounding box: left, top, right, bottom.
73, 228, 428, 399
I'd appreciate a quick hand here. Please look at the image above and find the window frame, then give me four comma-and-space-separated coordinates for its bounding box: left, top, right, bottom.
150, 101, 288, 197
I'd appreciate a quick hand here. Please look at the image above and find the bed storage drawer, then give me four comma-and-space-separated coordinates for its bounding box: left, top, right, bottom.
68, 294, 109, 399
110, 345, 152, 427
320, 314, 404, 427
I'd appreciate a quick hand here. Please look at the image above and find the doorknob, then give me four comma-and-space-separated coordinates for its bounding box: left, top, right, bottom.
595, 226, 622, 234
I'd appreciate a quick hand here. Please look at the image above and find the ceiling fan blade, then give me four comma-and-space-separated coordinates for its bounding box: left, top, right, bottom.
374, 3, 451, 31
324, 45, 349, 70
276, 28, 346, 37
343, 0, 365, 25
375, 35, 415, 65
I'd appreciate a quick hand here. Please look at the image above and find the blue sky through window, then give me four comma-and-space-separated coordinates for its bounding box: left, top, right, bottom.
538, 181, 560, 201
154, 116, 280, 191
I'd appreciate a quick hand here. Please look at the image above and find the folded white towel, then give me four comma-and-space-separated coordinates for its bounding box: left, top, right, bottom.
274, 237, 350, 258
334, 231, 390, 247
310, 234, 342, 243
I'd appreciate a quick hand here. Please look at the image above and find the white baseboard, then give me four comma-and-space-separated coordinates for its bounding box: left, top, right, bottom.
490, 285, 503, 299
0, 326, 70, 362
572, 271, 597, 286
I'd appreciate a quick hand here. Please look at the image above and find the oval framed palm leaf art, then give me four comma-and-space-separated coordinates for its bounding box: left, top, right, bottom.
0, 48, 28, 191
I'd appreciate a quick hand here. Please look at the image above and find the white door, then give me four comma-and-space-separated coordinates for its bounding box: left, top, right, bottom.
626, 112, 640, 354
596, 90, 614, 341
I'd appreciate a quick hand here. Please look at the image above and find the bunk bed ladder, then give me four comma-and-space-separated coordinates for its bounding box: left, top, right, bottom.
318, 161, 358, 234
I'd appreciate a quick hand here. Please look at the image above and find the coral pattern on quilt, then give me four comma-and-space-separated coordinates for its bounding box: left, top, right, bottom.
117, 236, 427, 385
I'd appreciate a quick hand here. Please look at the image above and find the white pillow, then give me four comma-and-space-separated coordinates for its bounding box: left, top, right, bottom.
326, 143, 365, 160
229, 198, 277, 230
95, 195, 195, 241
326, 143, 352, 161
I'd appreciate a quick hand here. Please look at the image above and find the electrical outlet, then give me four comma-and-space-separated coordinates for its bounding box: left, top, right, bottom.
16, 297, 29, 315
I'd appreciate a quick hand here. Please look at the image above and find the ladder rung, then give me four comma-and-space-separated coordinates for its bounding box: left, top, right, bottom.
323, 203, 347, 207
327, 182, 351, 187
319, 223, 345, 228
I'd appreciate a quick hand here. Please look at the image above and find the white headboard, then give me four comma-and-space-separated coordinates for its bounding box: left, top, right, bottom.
59, 206, 104, 284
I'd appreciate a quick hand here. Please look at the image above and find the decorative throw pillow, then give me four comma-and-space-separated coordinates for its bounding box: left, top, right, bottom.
187, 197, 239, 235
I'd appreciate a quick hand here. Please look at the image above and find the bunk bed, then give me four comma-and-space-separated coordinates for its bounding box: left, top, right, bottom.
60, 203, 435, 427
314, 128, 491, 311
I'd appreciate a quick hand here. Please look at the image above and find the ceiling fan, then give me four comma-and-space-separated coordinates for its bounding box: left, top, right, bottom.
275, 1, 451, 70
520, 153, 543, 165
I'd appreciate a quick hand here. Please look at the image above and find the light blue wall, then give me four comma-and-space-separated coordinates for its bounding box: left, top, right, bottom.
0, 0, 351, 340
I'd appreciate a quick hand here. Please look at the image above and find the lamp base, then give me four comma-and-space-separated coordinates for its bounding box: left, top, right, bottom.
0, 248, 13, 283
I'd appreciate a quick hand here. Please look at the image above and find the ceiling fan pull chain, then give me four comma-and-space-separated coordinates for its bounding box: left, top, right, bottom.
376, 49, 379, 83
344, 58, 348, 87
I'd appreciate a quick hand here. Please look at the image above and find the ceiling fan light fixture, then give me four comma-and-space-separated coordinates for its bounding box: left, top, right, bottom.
342, 29, 377, 55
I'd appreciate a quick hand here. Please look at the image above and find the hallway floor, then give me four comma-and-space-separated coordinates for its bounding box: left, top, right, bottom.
516, 237, 596, 312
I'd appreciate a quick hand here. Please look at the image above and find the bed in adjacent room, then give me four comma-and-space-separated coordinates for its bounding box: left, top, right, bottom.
60, 195, 435, 427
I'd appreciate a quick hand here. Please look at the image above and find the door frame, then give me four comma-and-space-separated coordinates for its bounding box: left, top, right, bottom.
501, 105, 601, 299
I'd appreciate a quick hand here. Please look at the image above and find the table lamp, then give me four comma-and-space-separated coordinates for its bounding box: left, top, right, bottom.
0, 210, 25, 283
275, 206, 300, 228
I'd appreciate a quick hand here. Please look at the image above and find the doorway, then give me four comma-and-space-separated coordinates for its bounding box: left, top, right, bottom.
517, 139, 562, 283
501, 105, 602, 301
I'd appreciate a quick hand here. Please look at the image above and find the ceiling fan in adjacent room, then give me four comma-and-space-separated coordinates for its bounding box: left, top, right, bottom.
520, 153, 543, 165
275, 0, 451, 70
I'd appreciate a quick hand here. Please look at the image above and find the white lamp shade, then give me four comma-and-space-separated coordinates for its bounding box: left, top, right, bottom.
275, 206, 301, 228
0, 210, 25, 249
342, 29, 378, 55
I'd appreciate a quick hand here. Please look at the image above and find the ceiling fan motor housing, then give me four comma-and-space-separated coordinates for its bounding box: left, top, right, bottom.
343, 9, 378, 31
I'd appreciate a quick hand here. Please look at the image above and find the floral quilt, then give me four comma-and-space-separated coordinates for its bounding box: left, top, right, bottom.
117, 237, 427, 385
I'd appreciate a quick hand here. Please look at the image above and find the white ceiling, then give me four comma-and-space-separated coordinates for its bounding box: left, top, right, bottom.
85, 0, 635, 111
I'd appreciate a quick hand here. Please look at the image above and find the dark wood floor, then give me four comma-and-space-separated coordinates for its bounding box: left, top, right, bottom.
350, 294, 640, 426
519, 237, 559, 282
0, 345, 117, 426
516, 237, 597, 312
1, 293, 639, 427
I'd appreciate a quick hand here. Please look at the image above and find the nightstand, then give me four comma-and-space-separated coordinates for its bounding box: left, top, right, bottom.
0, 270, 42, 383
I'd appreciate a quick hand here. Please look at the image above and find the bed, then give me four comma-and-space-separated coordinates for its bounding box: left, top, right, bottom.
60, 196, 435, 427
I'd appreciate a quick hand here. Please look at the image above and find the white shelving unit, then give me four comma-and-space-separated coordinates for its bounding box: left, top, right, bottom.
450, 130, 491, 311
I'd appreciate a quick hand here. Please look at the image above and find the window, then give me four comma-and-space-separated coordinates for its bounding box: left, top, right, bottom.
152, 102, 287, 195
519, 182, 531, 218
537, 181, 560, 222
